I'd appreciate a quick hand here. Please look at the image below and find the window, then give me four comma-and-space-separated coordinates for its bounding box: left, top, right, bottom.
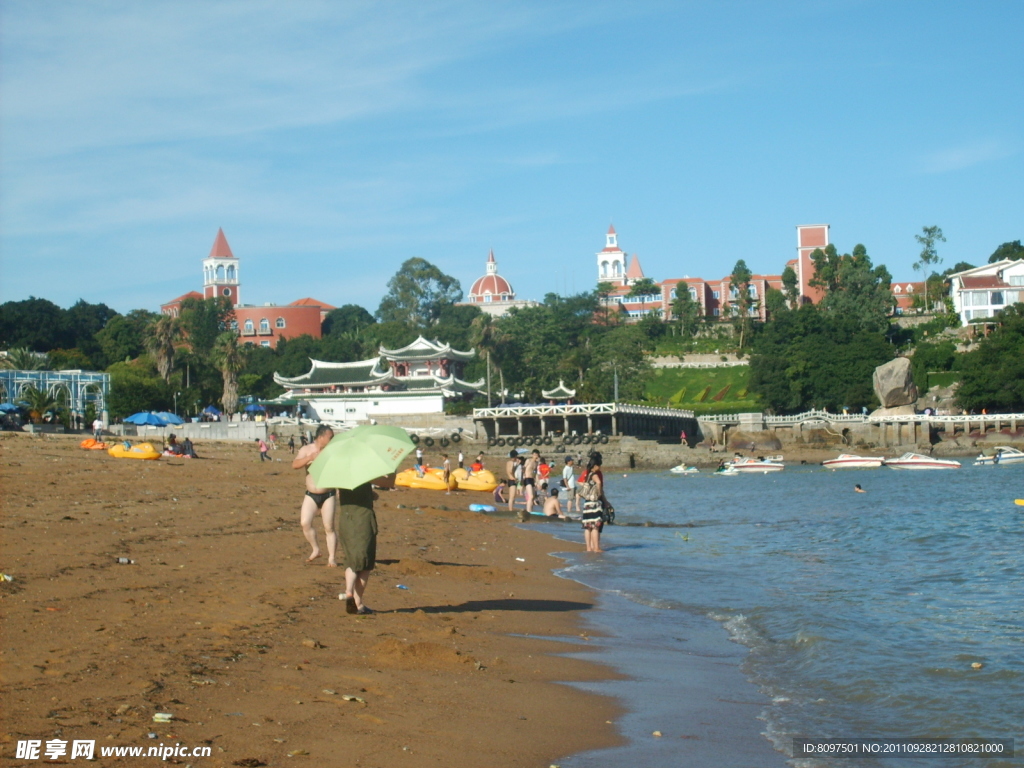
216, 265, 225, 280
276, 317, 286, 328
243, 319, 254, 333
613, 262, 621, 277
227, 265, 236, 280
713, 290, 720, 299
222, 288, 231, 296
230, 320, 239, 331
484, 295, 492, 302
1010, 275, 1024, 286
689, 288, 696, 300
713, 308, 720, 316
748, 286, 757, 298
991, 291, 1004, 306
260, 341, 271, 347
259, 318, 270, 333
601, 261, 609, 277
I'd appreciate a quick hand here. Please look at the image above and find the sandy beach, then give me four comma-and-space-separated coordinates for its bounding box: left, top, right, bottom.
0, 433, 621, 767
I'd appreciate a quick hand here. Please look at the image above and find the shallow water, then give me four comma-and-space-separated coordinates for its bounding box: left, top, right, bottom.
546, 462, 1024, 767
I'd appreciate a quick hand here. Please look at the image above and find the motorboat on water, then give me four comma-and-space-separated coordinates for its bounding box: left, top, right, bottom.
822, 453, 885, 470
670, 464, 700, 474
974, 446, 1024, 466
728, 456, 784, 473
884, 452, 961, 470
713, 466, 740, 476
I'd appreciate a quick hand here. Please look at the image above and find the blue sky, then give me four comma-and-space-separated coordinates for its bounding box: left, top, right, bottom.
2, 1, 1021, 314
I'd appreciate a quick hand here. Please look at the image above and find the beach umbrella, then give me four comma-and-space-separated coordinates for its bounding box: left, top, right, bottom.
203, 405, 221, 415
243, 403, 266, 413
124, 412, 169, 426
0, 403, 20, 412
308, 425, 415, 490
154, 411, 185, 425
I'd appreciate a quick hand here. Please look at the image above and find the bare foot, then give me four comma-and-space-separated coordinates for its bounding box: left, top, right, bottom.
326, 559, 338, 568
307, 550, 320, 562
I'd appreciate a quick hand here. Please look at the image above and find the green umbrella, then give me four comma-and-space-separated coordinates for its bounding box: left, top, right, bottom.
308, 425, 415, 490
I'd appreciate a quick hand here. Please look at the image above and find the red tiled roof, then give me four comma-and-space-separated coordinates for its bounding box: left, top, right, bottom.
289, 297, 336, 309
961, 276, 1009, 289
162, 291, 204, 306
470, 274, 513, 297
625, 254, 645, 280
208, 228, 234, 259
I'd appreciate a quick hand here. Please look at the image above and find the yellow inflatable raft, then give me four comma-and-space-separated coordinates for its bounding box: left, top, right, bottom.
107, 442, 162, 461
453, 468, 498, 492
394, 468, 455, 491
79, 438, 108, 450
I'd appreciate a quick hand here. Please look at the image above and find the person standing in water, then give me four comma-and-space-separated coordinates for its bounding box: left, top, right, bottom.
291, 424, 337, 566
580, 452, 610, 553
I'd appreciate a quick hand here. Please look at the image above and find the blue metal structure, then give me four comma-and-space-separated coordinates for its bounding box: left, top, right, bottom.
0, 369, 110, 421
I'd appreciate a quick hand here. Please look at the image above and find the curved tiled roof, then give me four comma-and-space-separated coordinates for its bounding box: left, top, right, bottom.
541, 380, 577, 400
380, 336, 475, 362
273, 357, 393, 388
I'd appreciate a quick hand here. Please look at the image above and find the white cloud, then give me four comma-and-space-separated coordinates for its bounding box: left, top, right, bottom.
918, 139, 1016, 174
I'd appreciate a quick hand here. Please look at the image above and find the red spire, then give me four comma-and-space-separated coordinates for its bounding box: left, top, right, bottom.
487, 249, 495, 263
608, 224, 616, 235
626, 253, 645, 280
208, 228, 234, 259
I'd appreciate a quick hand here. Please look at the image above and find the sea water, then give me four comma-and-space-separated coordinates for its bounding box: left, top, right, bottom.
543, 462, 1024, 768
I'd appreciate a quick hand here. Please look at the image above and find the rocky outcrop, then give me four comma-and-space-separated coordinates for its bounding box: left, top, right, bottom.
873, 357, 918, 408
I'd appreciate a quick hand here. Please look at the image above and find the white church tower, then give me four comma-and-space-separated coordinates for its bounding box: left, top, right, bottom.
597, 225, 626, 285
202, 228, 241, 306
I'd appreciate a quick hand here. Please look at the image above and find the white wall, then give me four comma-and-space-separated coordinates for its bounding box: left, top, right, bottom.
304, 393, 445, 423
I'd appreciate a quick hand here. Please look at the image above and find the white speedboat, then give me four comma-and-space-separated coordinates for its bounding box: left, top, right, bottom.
884, 452, 961, 470
670, 464, 700, 474
974, 447, 1024, 466
728, 457, 784, 473
713, 466, 740, 476
822, 454, 885, 470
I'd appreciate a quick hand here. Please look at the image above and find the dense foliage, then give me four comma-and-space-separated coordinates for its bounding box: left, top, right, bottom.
955, 304, 1024, 412
748, 306, 893, 413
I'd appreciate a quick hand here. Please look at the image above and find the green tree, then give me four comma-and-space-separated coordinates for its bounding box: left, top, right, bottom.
809, 244, 894, 332
179, 296, 234, 358
96, 309, 157, 363
671, 281, 703, 338
376, 258, 462, 327
748, 306, 893, 413
17, 386, 60, 423
729, 259, 755, 349
1, 347, 50, 370
64, 299, 118, 363
0, 298, 68, 351
764, 288, 788, 320
322, 305, 375, 337
583, 325, 652, 402
781, 264, 800, 308
956, 304, 1024, 412
595, 282, 618, 325
107, 359, 173, 419
49, 348, 94, 370
627, 277, 660, 317
988, 240, 1024, 264
145, 315, 181, 383
211, 332, 245, 415
913, 226, 945, 311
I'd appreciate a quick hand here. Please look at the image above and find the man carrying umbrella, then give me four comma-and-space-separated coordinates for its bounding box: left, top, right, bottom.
291, 424, 338, 566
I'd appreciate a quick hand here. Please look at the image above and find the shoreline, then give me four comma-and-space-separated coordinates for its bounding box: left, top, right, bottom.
0, 433, 623, 767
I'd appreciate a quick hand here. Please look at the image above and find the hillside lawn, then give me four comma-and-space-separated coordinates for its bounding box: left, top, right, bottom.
644, 366, 762, 415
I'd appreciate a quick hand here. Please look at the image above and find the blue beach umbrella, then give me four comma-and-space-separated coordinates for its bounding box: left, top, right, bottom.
124, 412, 169, 426
154, 411, 185, 425
0, 403, 20, 412
243, 403, 266, 413
203, 405, 221, 415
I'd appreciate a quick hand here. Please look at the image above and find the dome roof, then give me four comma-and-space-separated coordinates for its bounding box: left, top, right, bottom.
470, 273, 513, 298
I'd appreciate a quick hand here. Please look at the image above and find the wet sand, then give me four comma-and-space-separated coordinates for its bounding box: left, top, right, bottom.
0, 434, 621, 767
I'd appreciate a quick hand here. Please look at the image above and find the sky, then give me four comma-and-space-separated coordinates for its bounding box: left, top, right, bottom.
1, 0, 1022, 314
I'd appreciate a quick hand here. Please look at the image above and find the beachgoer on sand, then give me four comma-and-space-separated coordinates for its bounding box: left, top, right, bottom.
505, 451, 520, 511
256, 438, 270, 462
442, 454, 452, 495
291, 424, 338, 566
562, 456, 580, 514
338, 482, 378, 615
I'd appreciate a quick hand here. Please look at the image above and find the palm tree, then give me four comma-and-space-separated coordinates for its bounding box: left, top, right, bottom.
470, 314, 511, 407
18, 386, 59, 423
1, 347, 51, 370
145, 316, 181, 383
211, 331, 245, 416
627, 277, 660, 318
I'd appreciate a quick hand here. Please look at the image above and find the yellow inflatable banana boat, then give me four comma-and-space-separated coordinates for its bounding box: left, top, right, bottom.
107, 442, 162, 461
453, 468, 498, 492
394, 468, 456, 490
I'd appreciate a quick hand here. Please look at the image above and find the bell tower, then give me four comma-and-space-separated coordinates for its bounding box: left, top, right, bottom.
597, 225, 626, 285
202, 228, 241, 306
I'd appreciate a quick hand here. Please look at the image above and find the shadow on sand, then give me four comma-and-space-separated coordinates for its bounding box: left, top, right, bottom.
390, 598, 594, 615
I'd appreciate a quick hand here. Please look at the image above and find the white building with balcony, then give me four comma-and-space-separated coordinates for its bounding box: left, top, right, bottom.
949, 260, 1024, 324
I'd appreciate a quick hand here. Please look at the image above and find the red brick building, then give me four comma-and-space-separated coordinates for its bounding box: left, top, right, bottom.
161, 230, 334, 348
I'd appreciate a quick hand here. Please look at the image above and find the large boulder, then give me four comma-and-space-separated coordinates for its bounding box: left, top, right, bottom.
873, 357, 918, 408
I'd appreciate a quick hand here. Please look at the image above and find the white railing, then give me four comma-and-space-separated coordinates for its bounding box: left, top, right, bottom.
473, 402, 694, 419
702, 409, 1024, 425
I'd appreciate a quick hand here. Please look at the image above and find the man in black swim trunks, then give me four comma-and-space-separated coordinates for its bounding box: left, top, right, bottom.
291, 424, 337, 566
